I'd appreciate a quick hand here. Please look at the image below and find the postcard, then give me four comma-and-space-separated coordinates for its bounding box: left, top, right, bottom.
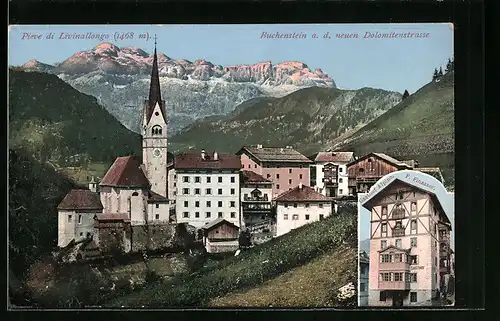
8, 23, 453, 309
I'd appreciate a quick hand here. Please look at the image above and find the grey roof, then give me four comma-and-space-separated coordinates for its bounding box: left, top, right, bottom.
314, 151, 354, 163
201, 218, 239, 231
240, 146, 312, 163
372, 153, 412, 168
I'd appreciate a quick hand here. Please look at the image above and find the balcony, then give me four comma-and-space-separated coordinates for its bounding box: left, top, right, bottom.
243, 195, 269, 202
392, 228, 405, 237
323, 177, 338, 186
242, 204, 272, 213
379, 261, 410, 271
379, 280, 410, 291
392, 208, 405, 219
356, 176, 381, 183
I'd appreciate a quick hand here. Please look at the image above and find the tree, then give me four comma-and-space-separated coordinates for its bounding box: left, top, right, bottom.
445, 58, 452, 73
438, 67, 443, 77
402, 90, 410, 101
238, 229, 252, 248
432, 68, 439, 80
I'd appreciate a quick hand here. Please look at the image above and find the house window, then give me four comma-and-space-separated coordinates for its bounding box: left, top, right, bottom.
183, 201, 188, 207
289, 169, 292, 174
267, 174, 271, 179
319, 214, 324, 220
195, 212, 200, 218
206, 201, 211, 207
206, 212, 211, 218
299, 173, 303, 180
380, 272, 391, 281
411, 202, 417, 212
276, 174, 280, 179
218, 188, 222, 195
183, 212, 189, 218
381, 240, 387, 249
339, 167, 343, 172
379, 291, 387, 302
230, 201, 236, 207
409, 273, 417, 282
395, 239, 402, 248
381, 206, 388, 217
155, 214, 160, 220
218, 212, 223, 218
410, 292, 417, 303
292, 214, 299, 220
206, 188, 212, 195
218, 177, 223, 183
195, 188, 200, 195
207, 177, 211, 183
394, 272, 403, 282
381, 223, 387, 233
155, 204, 160, 209
411, 219, 417, 231
231, 212, 236, 218
339, 178, 343, 183
305, 214, 310, 220
411, 237, 417, 247
410, 255, 418, 264
183, 188, 189, 195
381, 254, 391, 263
68, 215, 72, 222
276, 184, 280, 189
394, 254, 403, 262
78, 215, 82, 224
398, 192, 404, 200
339, 189, 343, 194
218, 201, 223, 207
319, 203, 324, 208
284, 214, 288, 220
195, 201, 200, 208
289, 179, 292, 184
284, 204, 289, 208
195, 176, 201, 183
293, 203, 297, 208
254, 164, 257, 169
80, 232, 83, 236
183, 176, 189, 183
248, 164, 251, 169
231, 176, 235, 183
305, 203, 310, 208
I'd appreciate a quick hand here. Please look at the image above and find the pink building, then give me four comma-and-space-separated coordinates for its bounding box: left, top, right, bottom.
359, 171, 453, 307
236, 145, 312, 197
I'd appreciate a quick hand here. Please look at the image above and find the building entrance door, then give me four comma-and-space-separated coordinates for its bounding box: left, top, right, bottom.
392, 292, 404, 307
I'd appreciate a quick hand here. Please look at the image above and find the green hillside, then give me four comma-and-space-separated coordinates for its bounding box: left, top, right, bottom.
170, 86, 401, 156
9, 69, 142, 170
332, 72, 455, 186
105, 210, 356, 307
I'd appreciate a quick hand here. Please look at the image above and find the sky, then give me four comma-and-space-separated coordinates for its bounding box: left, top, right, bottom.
8, 24, 453, 94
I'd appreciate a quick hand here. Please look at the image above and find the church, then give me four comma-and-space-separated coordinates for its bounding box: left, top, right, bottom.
57, 41, 175, 251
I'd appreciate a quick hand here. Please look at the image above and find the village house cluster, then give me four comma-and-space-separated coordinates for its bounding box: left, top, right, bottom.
56, 43, 448, 258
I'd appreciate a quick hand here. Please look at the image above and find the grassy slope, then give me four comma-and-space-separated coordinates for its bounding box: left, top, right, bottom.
209, 244, 356, 307
333, 72, 455, 186
170, 86, 400, 155
105, 211, 356, 307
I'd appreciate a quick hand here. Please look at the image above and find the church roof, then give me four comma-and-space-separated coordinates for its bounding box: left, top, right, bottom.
57, 189, 103, 211
145, 41, 167, 124
100, 156, 150, 188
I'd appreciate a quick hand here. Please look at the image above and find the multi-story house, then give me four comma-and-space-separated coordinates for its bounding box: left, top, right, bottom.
359, 170, 453, 307
347, 153, 412, 195
174, 150, 242, 229
237, 145, 312, 197
241, 170, 273, 226
359, 251, 370, 306
275, 183, 332, 237
311, 151, 354, 197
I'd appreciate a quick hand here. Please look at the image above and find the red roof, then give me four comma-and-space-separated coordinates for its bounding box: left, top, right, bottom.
175, 152, 241, 170
315, 151, 354, 163
100, 156, 150, 188
57, 189, 103, 210
94, 213, 130, 222
242, 170, 272, 184
274, 184, 331, 202
238, 146, 312, 163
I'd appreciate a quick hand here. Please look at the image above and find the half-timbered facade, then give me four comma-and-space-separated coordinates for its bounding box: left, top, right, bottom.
360, 171, 453, 307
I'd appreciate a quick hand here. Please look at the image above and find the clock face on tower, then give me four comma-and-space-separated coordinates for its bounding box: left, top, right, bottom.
153, 149, 161, 158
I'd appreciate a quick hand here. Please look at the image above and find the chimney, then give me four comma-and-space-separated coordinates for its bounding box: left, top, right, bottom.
89, 176, 97, 193
201, 149, 206, 160
213, 151, 218, 160
299, 182, 303, 190
257, 144, 263, 149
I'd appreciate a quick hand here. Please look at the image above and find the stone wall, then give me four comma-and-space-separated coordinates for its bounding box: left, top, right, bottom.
130, 223, 177, 253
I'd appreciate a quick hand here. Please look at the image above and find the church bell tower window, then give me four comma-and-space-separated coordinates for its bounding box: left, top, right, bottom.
152, 125, 163, 136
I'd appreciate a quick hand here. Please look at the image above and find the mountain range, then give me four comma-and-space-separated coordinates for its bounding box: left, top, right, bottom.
19, 42, 336, 135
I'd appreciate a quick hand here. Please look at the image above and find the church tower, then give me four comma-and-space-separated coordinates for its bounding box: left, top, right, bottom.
142, 38, 168, 198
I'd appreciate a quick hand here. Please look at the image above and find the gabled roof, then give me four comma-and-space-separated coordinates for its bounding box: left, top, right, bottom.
314, 151, 354, 163
237, 146, 313, 163
175, 152, 241, 170
100, 156, 150, 188
201, 218, 239, 231
57, 189, 103, 211
94, 213, 130, 222
147, 190, 169, 203
242, 170, 272, 184
274, 184, 331, 202
378, 245, 411, 254
416, 167, 445, 183
347, 152, 412, 169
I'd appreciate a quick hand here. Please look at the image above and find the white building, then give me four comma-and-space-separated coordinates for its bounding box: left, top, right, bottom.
174, 150, 242, 229
312, 151, 354, 197
275, 183, 333, 237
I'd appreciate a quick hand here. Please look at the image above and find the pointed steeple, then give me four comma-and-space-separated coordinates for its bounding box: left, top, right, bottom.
145, 35, 167, 123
